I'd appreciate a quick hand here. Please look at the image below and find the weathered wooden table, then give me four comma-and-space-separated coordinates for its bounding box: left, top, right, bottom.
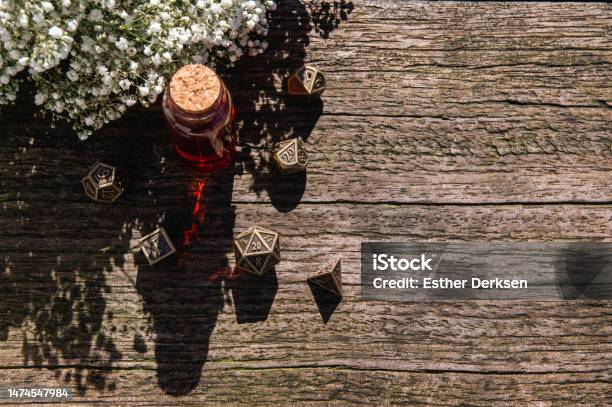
1, 1, 611, 405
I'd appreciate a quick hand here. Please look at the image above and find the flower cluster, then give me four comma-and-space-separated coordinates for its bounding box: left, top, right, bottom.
0, 0, 276, 139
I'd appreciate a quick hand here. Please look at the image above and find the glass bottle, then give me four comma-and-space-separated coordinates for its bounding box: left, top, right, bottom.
162, 64, 236, 172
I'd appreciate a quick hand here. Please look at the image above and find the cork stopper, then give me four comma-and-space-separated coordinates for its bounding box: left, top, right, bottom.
169, 64, 221, 114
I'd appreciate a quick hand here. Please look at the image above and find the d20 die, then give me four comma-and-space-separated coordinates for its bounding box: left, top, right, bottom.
272, 138, 308, 173
138, 227, 177, 265
308, 259, 342, 297
82, 162, 127, 203
288, 65, 326, 99
234, 225, 281, 276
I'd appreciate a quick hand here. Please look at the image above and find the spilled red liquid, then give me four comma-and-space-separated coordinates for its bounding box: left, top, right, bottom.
182, 178, 207, 250
181, 177, 242, 282
208, 266, 243, 283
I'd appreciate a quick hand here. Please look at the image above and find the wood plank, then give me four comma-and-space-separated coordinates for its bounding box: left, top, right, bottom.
0, 368, 609, 405
1, 111, 611, 205
1, 204, 611, 380
1, 2, 610, 205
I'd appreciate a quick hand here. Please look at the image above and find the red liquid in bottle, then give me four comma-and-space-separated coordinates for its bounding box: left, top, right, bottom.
162, 65, 236, 172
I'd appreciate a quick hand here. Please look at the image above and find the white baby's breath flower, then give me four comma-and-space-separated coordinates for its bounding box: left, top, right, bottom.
88, 9, 103, 22
17, 13, 29, 28
148, 22, 161, 34
0, 0, 277, 137
41, 2, 54, 13
34, 93, 45, 105
48, 26, 64, 39
66, 20, 78, 32
123, 96, 137, 107
67, 70, 79, 81
115, 37, 128, 51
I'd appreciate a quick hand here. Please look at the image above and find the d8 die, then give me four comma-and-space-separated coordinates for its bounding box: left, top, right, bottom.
288, 65, 326, 99
272, 138, 308, 173
308, 258, 342, 297
82, 162, 127, 203
138, 227, 177, 265
234, 225, 281, 276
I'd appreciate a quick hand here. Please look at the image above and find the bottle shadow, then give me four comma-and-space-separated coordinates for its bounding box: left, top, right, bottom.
133, 166, 235, 395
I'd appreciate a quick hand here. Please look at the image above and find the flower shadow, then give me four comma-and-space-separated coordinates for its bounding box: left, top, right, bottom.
0, 117, 124, 395
223, 0, 352, 212
0, 0, 353, 397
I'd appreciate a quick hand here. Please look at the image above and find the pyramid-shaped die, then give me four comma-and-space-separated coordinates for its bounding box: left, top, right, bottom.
307, 259, 342, 297
234, 226, 281, 276
272, 138, 308, 173
82, 162, 127, 203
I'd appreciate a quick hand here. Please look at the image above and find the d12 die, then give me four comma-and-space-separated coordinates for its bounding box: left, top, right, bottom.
288, 65, 326, 99
272, 138, 308, 173
234, 225, 281, 276
82, 162, 127, 203
308, 258, 342, 297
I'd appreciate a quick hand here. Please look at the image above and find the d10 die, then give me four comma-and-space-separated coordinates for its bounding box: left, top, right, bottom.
234, 225, 281, 276
272, 138, 308, 173
82, 162, 127, 203
288, 65, 326, 99
308, 259, 342, 297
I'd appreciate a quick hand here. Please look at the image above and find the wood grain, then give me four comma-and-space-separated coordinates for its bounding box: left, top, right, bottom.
0, 0, 611, 405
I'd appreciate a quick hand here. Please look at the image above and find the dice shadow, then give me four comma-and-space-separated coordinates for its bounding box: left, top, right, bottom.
228, 267, 278, 324
224, 0, 330, 213
308, 281, 341, 324
266, 167, 308, 213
